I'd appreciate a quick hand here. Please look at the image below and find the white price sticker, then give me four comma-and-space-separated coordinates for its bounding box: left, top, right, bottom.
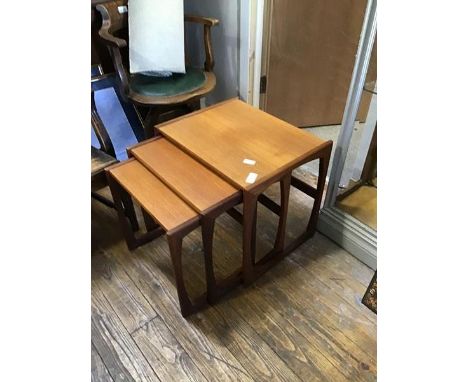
243, 158, 256, 166
245, 172, 258, 184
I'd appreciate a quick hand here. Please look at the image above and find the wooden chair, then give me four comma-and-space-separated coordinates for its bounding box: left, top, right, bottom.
96, 0, 219, 139
91, 89, 117, 208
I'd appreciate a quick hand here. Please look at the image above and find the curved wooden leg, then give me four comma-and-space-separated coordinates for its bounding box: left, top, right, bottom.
167, 234, 195, 317
242, 191, 258, 284
251, 201, 258, 266
274, 173, 291, 253
143, 107, 161, 139
144, 104, 194, 138
142, 209, 158, 233
187, 99, 201, 111
120, 192, 139, 232
106, 174, 138, 250
307, 147, 331, 232
201, 217, 217, 304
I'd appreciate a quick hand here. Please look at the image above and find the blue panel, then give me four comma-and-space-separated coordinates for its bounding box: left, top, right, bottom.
92, 87, 138, 161
91, 124, 100, 149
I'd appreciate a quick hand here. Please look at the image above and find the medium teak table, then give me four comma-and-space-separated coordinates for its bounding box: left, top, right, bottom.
157, 98, 333, 284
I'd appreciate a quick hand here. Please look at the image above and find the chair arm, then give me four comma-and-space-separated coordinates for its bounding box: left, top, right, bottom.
184, 15, 219, 27
95, 3, 130, 97
95, 3, 127, 48
96, 34, 130, 97
184, 15, 219, 72
109, 46, 131, 99
98, 29, 127, 49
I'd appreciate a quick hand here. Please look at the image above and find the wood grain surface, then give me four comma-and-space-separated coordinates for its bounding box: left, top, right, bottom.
264, 0, 377, 127
91, 343, 113, 382
92, 288, 160, 382
159, 99, 328, 190
107, 159, 198, 232
92, 181, 376, 381
130, 138, 239, 214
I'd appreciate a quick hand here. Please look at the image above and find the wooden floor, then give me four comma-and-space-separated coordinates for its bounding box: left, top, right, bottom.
337, 184, 377, 230
92, 173, 377, 381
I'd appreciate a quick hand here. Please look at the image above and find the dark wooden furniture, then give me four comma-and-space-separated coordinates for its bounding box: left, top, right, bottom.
93, 0, 145, 141
106, 159, 200, 316
95, 0, 219, 139
92, 0, 115, 75
92, 146, 117, 192
91, 89, 117, 208
106, 138, 245, 316
157, 99, 333, 284
104, 99, 332, 316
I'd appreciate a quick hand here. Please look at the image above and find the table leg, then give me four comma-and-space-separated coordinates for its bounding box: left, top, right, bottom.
201, 217, 217, 304
307, 148, 331, 232
251, 199, 258, 266
142, 209, 158, 232
274, 172, 291, 254
242, 191, 258, 284
167, 235, 195, 317
120, 192, 139, 232
242, 173, 293, 283
106, 175, 138, 250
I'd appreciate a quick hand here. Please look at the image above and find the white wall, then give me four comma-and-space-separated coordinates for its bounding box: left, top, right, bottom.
184, 0, 240, 105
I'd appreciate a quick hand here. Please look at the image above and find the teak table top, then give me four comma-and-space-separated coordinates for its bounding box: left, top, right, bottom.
108, 159, 198, 232
158, 99, 329, 191
129, 138, 239, 214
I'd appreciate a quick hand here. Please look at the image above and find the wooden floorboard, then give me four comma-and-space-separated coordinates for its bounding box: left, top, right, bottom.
92, 252, 157, 334
180, 224, 377, 381
120, 252, 254, 381
91, 343, 114, 382
177, 233, 358, 382
91, 184, 377, 381
132, 318, 208, 382
207, 201, 377, 357
91, 288, 160, 382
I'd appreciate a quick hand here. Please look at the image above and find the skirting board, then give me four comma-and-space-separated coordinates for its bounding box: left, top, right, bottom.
317, 207, 377, 270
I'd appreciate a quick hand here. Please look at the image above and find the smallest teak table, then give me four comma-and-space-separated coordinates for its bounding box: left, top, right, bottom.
128, 137, 243, 302
157, 98, 333, 284
106, 147, 241, 317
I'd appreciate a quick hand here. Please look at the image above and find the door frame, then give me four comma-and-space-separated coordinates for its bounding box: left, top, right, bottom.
239, 0, 264, 107
319, 0, 377, 270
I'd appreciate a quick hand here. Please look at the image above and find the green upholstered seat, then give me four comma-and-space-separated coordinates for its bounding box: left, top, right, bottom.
130, 67, 206, 97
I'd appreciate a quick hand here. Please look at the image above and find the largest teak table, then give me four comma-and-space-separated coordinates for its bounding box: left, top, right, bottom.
157, 98, 333, 284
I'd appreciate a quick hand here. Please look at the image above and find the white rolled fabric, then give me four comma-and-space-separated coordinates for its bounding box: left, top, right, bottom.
128, 0, 185, 75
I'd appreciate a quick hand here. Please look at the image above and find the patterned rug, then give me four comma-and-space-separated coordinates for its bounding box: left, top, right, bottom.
362, 271, 377, 313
